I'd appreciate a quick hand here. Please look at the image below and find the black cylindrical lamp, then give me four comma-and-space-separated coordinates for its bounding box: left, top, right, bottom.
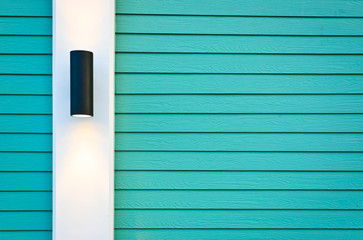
70, 50, 94, 117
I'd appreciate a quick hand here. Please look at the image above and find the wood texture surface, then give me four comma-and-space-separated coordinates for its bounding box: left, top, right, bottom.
115, 74, 363, 94
115, 152, 363, 171
115, 229, 363, 240
115, 190, 363, 209
115, 171, 363, 190
0, 212, 51, 230
0, 75, 51, 94
114, 0, 363, 238
0, 36, 51, 54
116, 35, 363, 54
0, 0, 51, 16
0, 192, 51, 210
0, 115, 51, 133
0, 55, 52, 74
116, 0, 363, 17
0, 2, 52, 236
0, 152, 51, 171
0, 17, 51, 35
116, 15, 363, 35
115, 114, 363, 132
0, 231, 51, 240
0, 96, 51, 114
114, 209, 363, 228
0, 172, 51, 191
115, 95, 363, 113
115, 53, 363, 74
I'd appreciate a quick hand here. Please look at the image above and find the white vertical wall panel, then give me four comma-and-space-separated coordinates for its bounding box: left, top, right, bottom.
53, 0, 115, 239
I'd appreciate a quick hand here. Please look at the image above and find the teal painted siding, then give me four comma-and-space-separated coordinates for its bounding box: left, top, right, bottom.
0, 0, 52, 239
114, 1, 363, 239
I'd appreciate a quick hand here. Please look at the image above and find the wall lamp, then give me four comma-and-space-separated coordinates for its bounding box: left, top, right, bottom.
70, 50, 94, 117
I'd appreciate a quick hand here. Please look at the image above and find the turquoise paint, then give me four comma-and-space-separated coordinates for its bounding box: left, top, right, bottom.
0, 0, 52, 237
0, 36, 52, 54
116, 15, 363, 35
115, 229, 363, 240
0, 75, 52, 94
116, 0, 363, 17
115, 152, 363, 171
116, 34, 363, 54
115, 53, 363, 73
0, 231, 52, 240
115, 74, 363, 94
115, 190, 363, 209
0, 0, 51, 16
115, 95, 363, 113
115, 0, 363, 239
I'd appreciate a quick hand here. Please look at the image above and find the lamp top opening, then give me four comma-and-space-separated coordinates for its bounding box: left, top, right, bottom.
72, 114, 93, 118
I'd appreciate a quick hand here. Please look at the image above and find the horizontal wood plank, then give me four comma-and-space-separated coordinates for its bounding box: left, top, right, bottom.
115, 95, 363, 114
115, 53, 363, 74
0, 212, 51, 230
116, 15, 363, 36
0, 115, 51, 133
0, 96, 51, 114
0, 231, 51, 240
114, 209, 363, 228
0, 17, 51, 35
115, 133, 363, 151
115, 74, 363, 94
115, 114, 363, 133
116, 35, 363, 54
0, 75, 51, 94
0, 192, 51, 210
115, 229, 363, 239
0, 55, 51, 74
0, 134, 51, 152
116, 0, 363, 17
0, 36, 51, 54
0, 152, 51, 171
115, 190, 363, 209
115, 152, 363, 171
0, 172, 51, 191
0, 0, 51, 16
115, 171, 363, 190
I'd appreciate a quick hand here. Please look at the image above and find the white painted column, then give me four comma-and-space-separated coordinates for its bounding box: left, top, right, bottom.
52, 0, 114, 239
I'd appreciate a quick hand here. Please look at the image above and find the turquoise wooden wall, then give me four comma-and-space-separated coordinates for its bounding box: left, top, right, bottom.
114, 0, 363, 239
0, 0, 52, 239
